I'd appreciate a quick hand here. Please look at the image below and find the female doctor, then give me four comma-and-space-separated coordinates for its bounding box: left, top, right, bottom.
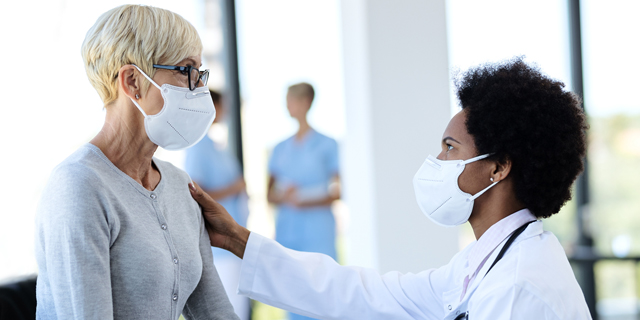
189, 58, 592, 319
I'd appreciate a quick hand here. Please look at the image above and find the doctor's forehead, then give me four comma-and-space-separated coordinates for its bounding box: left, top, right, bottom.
442, 110, 473, 145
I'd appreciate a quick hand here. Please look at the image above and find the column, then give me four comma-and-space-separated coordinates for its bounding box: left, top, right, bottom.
340, 0, 458, 273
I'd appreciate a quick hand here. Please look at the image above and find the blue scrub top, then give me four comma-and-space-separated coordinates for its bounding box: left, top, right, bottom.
185, 135, 248, 257
268, 129, 339, 259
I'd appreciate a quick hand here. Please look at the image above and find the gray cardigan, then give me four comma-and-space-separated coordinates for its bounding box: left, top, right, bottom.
35, 144, 239, 320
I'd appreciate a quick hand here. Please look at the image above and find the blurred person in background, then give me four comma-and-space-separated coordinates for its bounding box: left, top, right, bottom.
34, 5, 238, 319
185, 90, 250, 320
266, 82, 341, 320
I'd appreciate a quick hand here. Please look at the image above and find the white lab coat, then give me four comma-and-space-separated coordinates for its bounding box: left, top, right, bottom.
237, 221, 591, 320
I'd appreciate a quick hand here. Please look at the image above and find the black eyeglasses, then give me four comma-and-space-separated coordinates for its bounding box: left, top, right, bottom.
153, 64, 209, 91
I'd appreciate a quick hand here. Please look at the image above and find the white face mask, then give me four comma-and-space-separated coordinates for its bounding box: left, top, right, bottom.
412, 154, 498, 227
129, 65, 216, 151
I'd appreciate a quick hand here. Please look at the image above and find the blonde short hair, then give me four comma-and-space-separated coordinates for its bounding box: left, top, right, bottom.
81, 5, 203, 105
287, 82, 315, 103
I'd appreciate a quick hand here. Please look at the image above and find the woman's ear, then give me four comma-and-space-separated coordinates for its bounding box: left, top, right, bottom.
118, 65, 141, 100
491, 157, 512, 183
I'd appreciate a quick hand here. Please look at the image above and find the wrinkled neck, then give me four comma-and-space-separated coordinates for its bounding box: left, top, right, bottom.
91, 99, 159, 186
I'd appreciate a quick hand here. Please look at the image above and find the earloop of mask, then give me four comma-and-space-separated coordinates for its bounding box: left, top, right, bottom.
463, 153, 498, 201
130, 98, 149, 118
461, 154, 491, 165
468, 180, 500, 201
129, 64, 163, 118
132, 64, 162, 90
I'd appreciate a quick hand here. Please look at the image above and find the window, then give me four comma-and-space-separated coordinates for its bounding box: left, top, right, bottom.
581, 0, 640, 317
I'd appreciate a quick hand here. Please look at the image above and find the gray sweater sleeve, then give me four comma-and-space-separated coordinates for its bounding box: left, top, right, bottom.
36, 165, 115, 319
182, 217, 240, 320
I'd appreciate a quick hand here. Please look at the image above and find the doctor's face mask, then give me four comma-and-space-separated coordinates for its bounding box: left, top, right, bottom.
129, 64, 216, 151
412, 154, 499, 227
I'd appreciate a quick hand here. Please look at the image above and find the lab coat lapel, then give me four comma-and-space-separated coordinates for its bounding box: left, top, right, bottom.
442, 221, 544, 319
441, 286, 463, 317
442, 237, 506, 320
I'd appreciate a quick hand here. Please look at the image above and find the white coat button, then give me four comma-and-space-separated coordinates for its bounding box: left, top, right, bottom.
150, 194, 157, 199
161, 224, 167, 230
172, 294, 178, 301
173, 258, 178, 264
448, 305, 452, 310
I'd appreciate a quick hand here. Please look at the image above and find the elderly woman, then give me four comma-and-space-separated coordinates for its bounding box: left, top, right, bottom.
190, 58, 592, 319
35, 5, 238, 320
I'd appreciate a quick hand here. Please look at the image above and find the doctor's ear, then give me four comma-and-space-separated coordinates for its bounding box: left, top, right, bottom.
118, 65, 142, 100
490, 156, 512, 183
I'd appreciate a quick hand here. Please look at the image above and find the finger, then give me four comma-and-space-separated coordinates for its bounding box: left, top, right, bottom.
189, 181, 213, 206
188, 180, 201, 196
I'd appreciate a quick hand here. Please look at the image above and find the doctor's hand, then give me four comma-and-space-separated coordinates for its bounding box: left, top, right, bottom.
189, 181, 250, 259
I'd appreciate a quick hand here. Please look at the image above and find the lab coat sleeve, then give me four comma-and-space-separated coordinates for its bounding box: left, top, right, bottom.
468, 284, 561, 320
238, 233, 444, 320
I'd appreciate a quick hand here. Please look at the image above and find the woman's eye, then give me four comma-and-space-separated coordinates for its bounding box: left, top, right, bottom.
179, 69, 189, 76
446, 144, 454, 151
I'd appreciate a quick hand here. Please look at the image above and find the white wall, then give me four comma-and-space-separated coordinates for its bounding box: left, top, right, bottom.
340, 0, 458, 273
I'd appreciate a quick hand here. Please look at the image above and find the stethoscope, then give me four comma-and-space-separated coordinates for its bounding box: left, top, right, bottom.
453, 220, 535, 320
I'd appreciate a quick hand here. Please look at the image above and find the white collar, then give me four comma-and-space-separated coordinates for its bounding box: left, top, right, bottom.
465, 209, 537, 279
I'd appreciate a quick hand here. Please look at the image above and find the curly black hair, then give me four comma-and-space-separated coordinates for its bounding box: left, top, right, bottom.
455, 57, 588, 219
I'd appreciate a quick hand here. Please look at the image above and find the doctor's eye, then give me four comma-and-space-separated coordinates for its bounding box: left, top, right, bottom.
446, 144, 454, 152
